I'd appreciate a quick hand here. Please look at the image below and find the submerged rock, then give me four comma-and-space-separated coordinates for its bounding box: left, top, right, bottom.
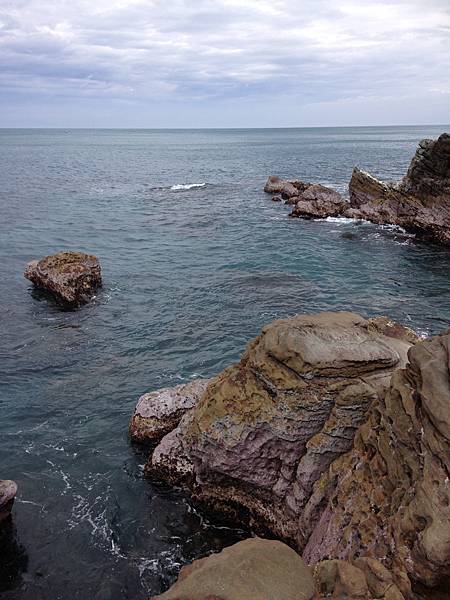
151, 537, 405, 600
129, 379, 210, 445
24, 251, 102, 306
0, 480, 17, 522
136, 311, 450, 592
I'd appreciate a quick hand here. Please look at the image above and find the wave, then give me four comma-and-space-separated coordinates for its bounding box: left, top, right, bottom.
170, 182, 206, 191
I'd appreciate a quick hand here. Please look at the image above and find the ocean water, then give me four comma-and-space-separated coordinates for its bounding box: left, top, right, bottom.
1, 126, 450, 599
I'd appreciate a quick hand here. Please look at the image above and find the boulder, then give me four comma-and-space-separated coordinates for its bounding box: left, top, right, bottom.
346, 133, 450, 243
24, 251, 102, 306
151, 537, 316, 600
289, 184, 347, 219
0, 480, 17, 522
150, 537, 405, 600
129, 379, 210, 445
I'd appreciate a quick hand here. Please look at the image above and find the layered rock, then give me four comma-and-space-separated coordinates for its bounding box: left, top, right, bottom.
0, 480, 17, 522
264, 133, 450, 244
24, 251, 102, 306
302, 330, 450, 592
151, 537, 405, 600
136, 312, 450, 592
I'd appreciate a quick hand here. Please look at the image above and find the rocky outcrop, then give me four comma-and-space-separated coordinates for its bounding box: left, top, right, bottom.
151, 537, 405, 600
137, 311, 450, 592
24, 251, 102, 306
129, 379, 210, 445
0, 480, 17, 522
302, 329, 450, 592
290, 184, 348, 219
264, 133, 450, 244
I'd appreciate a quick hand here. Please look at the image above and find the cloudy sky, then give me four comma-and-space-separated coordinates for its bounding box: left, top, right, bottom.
1, 0, 449, 127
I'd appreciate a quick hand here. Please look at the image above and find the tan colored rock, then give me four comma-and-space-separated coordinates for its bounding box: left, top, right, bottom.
264, 175, 310, 200
151, 538, 317, 600
130, 379, 210, 445
24, 251, 102, 306
0, 480, 17, 522
290, 184, 347, 219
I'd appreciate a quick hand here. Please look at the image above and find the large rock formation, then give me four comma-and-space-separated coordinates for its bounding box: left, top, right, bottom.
151, 538, 405, 600
24, 251, 102, 306
265, 133, 450, 244
0, 480, 17, 523
131, 311, 450, 593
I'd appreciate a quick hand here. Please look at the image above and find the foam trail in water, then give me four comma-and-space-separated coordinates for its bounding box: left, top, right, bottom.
170, 183, 206, 190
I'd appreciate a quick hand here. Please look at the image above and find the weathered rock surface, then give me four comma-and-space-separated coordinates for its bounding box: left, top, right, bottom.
130, 379, 210, 445
140, 312, 450, 592
302, 329, 450, 592
290, 184, 347, 219
24, 251, 102, 306
151, 537, 405, 600
265, 133, 450, 244
0, 480, 17, 522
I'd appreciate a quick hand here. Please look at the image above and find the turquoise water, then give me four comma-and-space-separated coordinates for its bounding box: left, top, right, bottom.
1, 126, 450, 599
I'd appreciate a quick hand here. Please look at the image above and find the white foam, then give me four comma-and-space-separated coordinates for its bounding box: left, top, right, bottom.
170, 183, 206, 190
322, 217, 358, 224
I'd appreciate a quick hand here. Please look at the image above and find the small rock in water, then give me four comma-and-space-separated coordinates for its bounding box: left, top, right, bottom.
0, 480, 17, 522
24, 251, 102, 307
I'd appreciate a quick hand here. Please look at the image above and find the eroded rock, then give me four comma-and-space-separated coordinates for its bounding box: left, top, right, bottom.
129, 379, 210, 445
290, 184, 347, 219
140, 312, 450, 592
24, 251, 102, 306
150, 537, 405, 600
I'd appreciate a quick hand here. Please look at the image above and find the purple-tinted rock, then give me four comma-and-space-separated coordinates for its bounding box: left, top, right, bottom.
0, 480, 17, 522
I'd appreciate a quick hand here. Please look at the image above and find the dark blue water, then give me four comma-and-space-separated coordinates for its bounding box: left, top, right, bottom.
1, 126, 450, 599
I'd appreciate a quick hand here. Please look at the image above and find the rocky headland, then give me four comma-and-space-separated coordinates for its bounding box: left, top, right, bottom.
24, 251, 102, 306
264, 133, 450, 244
131, 311, 450, 598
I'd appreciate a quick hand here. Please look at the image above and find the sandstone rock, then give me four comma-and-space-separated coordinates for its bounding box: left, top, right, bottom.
150, 537, 405, 600
264, 176, 309, 199
151, 537, 317, 600
0, 480, 17, 522
346, 133, 450, 244
145, 312, 413, 552
289, 184, 347, 219
302, 330, 450, 591
24, 251, 102, 306
141, 312, 450, 593
129, 379, 210, 445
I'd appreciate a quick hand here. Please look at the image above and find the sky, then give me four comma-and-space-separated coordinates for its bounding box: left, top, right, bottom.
1, 0, 450, 128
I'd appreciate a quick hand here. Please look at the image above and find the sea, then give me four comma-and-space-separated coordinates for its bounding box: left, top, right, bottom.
1, 126, 449, 599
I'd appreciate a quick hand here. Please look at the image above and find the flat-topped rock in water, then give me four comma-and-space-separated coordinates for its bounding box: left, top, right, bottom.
24, 251, 102, 306
0, 480, 17, 522
129, 378, 210, 445
151, 537, 405, 600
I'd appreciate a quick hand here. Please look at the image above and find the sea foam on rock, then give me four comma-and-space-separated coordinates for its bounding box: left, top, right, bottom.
132, 311, 450, 594
24, 251, 102, 306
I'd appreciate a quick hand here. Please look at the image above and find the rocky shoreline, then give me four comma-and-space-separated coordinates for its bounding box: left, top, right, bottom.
131, 311, 450, 598
264, 133, 450, 245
